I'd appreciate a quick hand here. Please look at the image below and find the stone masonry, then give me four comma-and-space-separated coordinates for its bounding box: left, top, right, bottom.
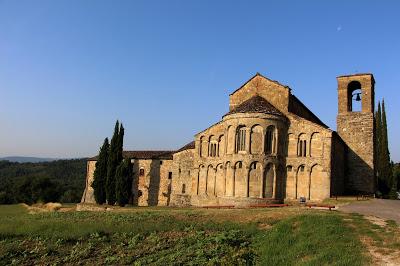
81, 72, 377, 206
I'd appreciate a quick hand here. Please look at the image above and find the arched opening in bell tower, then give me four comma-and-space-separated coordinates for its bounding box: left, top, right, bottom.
347, 81, 362, 112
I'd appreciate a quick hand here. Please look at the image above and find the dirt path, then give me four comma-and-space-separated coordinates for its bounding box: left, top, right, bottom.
339, 199, 400, 224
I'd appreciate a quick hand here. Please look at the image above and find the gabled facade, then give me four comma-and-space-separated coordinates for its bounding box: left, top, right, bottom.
81, 73, 376, 206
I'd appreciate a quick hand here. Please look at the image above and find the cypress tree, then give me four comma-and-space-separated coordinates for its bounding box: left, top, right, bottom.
375, 102, 382, 192
106, 121, 120, 205
117, 123, 124, 162
92, 138, 109, 204
115, 159, 132, 207
381, 100, 392, 194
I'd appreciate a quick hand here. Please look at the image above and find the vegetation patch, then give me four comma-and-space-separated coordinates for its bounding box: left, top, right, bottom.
0, 205, 379, 265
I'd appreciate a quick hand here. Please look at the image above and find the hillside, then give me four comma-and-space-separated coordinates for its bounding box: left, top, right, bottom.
0, 156, 57, 163
0, 159, 86, 204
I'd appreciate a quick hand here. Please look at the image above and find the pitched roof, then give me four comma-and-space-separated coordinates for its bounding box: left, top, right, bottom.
176, 141, 195, 153
88, 150, 175, 161
224, 95, 285, 117
288, 95, 329, 128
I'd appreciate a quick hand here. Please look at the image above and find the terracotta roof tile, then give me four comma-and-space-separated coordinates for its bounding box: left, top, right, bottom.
88, 150, 174, 161
176, 141, 195, 153
224, 95, 285, 117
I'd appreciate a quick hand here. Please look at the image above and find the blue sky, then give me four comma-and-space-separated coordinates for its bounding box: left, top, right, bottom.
0, 0, 399, 161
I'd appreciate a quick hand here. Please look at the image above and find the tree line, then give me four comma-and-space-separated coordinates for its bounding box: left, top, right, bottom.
375, 100, 398, 198
0, 159, 86, 204
92, 120, 132, 206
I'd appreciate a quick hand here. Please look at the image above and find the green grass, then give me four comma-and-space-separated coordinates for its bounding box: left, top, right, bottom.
256, 214, 365, 265
0, 205, 370, 265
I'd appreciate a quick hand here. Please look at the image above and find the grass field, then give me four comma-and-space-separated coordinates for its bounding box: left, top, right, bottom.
0, 204, 399, 265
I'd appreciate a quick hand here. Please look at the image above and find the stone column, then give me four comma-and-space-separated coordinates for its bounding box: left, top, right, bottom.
260, 166, 264, 198
192, 168, 200, 195
223, 128, 228, 155
272, 165, 276, 199
261, 130, 266, 155
245, 128, 251, 154
232, 166, 236, 197
246, 166, 250, 197
223, 164, 227, 196
214, 167, 217, 196
195, 139, 200, 157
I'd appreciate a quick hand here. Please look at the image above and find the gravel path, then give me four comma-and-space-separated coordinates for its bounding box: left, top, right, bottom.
339, 199, 400, 224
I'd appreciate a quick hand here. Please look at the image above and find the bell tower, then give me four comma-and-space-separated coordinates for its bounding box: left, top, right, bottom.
336, 73, 375, 194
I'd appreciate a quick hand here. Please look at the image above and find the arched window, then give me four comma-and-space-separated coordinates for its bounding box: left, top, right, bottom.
217, 135, 224, 157
235, 126, 246, 152
199, 136, 203, 157
298, 140, 302, 156
208, 136, 214, 157
297, 134, 307, 157
182, 184, 186, 194
347, 81, 362, 112
208, 142, 218, 157
265, 126, 275, 154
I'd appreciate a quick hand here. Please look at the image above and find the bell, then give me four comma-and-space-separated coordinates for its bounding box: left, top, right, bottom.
355, 93, 361, 101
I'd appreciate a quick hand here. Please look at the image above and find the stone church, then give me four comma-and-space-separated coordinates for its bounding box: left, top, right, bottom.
81, 73, 376, 207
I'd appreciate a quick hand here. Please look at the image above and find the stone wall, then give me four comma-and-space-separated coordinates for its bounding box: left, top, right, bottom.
81, 160, 96, 203
285, 113, 333, 201
190, 112, 289, 206
229, 74, 290, 113
81, 158, 174, 206
131, 159, 173, 206
330, 132, 346, 196
169, 149, 195, 206
337, 113, 375, 193
336, 74, 375, 194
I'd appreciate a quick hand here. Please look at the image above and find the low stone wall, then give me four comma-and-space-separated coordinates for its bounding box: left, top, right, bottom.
190, 195, 282, 207
169, 194, 192, 207
76, 203, 108, 212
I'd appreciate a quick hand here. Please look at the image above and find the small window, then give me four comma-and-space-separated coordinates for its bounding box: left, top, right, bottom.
299, 166, 305, 172
182, 184, 186, 194
168, 172, 172, 179
139, 168, 144, 176
235, 126, 246, 152
265, 126, 275, 154
237, 162, 242, 169
160, 160, 163, 165
251, 163, 256, 170
287, 166, 292, 172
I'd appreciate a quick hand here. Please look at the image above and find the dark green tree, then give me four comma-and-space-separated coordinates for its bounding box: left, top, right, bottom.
106, 120, 124, 205
117, 123, 124, 162
388, 162, 398, 199
15, 176, 61, 204
92, 138, 109, 204
375, 99, 393, 197
115, 159, 132, 207
381, 100, 392, 187
375, 102, 383, 192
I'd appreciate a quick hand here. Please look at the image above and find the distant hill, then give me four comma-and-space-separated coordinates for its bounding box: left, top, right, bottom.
0, 156, 58, 163
0, 159, 86, 204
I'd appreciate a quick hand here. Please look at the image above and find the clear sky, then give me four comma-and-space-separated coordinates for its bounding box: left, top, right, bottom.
0, 0, 399, 161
